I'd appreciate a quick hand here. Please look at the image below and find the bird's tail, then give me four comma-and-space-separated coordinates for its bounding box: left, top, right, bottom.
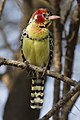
30, 78, 44, 109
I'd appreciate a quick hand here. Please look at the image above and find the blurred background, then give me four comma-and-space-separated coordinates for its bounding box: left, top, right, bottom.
0, 0, 80, 120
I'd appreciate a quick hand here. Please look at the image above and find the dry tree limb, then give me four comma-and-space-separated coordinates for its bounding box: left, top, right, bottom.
0, 0, 6, 17
60, 0, 73, 43
0, 57, 78, 87
63, 4, 80, 98
60, 91, 80, 120
61, 4, 80, 120
16, 0, 33, 30
0, 58, 80, 120
49, 0, 62, 119
61, 0, 73, 37
0, 28, 15, 53
61, 0, 73, 25
77, 0, 80, 8
38, 82, 80, 120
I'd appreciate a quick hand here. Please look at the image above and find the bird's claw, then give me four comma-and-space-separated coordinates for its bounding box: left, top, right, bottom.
24, 60, 30, 70
42, 67, 47, 77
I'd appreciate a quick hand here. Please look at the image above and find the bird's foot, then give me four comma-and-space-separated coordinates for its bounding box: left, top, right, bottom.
24, 60, 30, 71
42, 67, 47, 77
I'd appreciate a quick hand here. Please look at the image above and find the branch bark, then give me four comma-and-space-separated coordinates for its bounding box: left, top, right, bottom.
60, 92, 80, 120
0, 0, 6, 17
77, 0, 80, 8
0, 57, 78, 86
38, 82, 80, 120
49, 0, 62, 119
61, 0, 73, 26
61, 5, 80, 120
0, 58, 79, 120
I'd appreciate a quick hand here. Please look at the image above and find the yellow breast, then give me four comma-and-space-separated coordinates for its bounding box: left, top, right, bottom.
22, 22, 50, 67
26, 22, 49, 39
22, 37, 49, 67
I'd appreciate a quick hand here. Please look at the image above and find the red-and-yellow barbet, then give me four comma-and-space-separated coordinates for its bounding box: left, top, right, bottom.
20, 8, 60, 109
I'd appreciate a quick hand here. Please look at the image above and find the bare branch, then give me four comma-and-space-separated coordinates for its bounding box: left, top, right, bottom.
60, 92, 80, 120
0, 0, 6, 17
49, 0, 62, 119
61, 5, 80, 119
0, 57, 78, 86
0, 29, 15, 53
77, 0, 80, 8
61, 0, 73, 25
38, 83, 80, 120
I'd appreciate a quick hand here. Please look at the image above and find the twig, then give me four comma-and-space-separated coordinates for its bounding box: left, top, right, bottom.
38, 83, 80, 120
0, 0, 6, 17
77, 0, 80, 8
49, 0, 62, 119
60, 92, 80, 120
0, 29, 15, 53
61, 5, 80, 119
0, 57, 78, 86
61, 0, 73, 25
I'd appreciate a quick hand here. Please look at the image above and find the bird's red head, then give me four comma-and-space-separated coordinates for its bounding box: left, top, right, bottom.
30, 8, 60, 27
32, 8, 48, 24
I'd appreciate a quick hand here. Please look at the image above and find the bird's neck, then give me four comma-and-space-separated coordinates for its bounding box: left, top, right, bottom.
26, 22, 49, 40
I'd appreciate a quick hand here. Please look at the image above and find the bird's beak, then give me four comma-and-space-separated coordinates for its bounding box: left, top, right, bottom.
49, 15, 60, 20
44, 15, 60, 28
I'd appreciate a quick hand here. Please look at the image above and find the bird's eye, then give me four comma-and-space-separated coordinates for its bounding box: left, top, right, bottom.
43, 14, 46, 17
43, 14, 49, 19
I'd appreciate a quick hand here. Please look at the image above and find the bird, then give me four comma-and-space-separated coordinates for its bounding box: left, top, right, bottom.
20, 8, 60, 109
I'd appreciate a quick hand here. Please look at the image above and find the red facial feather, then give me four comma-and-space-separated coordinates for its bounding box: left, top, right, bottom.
32, 8, 47, 23
35, 14, 45, 23
32, 8, 47, 18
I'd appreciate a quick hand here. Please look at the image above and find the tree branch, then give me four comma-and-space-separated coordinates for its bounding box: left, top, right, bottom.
38, 83, 80, 120
60, 91, 80, 120
61, 4, 80, 120
49, 0, 62, 119
0, 0, 6, 17
0, 58, 79, 120
0, 57, 78, 87
61, 0, 73, 25
77, 0, 80, 8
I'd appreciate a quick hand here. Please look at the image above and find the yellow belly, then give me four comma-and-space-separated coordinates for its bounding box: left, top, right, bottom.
22, 38, 49, 67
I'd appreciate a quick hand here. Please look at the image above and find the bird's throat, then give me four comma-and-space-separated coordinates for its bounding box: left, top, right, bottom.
27, 22, 49, 40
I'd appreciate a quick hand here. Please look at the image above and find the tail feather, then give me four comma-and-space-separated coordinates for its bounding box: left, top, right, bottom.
30, 78, 44, 109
